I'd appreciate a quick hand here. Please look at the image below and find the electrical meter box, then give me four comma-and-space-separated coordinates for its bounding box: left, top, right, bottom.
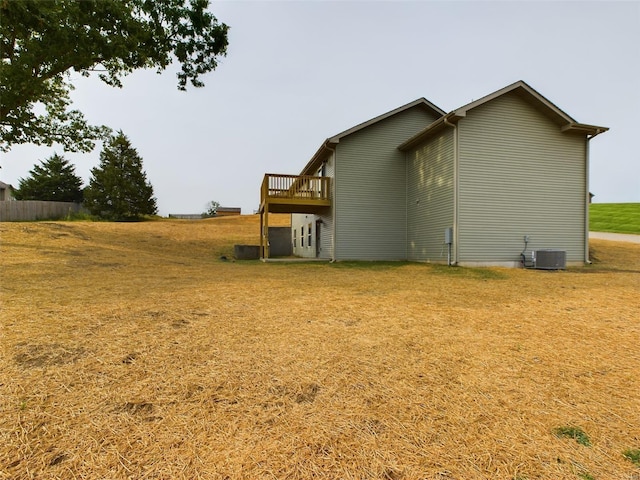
444, 227, 453, 245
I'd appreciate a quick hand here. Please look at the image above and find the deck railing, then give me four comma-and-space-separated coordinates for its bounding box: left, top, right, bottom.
261, 174, 330, 202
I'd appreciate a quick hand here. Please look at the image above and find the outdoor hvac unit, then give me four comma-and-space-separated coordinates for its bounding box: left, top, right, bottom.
534, 250, 566, 270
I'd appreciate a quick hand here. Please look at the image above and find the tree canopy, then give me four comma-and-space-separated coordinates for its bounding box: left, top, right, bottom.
84, 131, 157, 220
13, 153, 84, 202
0, 0, 229, 152
204, 200, 220, 217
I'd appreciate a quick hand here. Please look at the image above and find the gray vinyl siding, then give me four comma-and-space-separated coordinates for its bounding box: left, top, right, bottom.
290, 155, 334, 259
334, 107, 439, 260
406, 128, 455, 262
291, 210, 331, 259
457, 92, 587, 264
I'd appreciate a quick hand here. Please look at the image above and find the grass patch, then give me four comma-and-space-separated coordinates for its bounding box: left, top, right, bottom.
328, 261, 509, 279
590, 203, 640, 234
553, 426, 591, 446
623, 448, 640, 466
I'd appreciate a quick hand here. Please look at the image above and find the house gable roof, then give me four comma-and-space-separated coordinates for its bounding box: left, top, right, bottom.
300, 98, 446, 175
452, 80, 576, 124
328, 98, 445, 143
399, 80, 608, 151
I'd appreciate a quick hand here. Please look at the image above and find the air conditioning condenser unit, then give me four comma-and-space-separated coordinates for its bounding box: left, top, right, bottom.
534, 250, 566, 270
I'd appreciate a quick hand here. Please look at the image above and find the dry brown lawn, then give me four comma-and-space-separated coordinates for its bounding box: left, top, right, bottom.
1, 215, 639, 480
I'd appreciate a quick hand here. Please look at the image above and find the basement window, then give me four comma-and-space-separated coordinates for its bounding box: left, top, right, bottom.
307, 223, 312, 247
301, 226, 304, 247
293, 229, 296, 248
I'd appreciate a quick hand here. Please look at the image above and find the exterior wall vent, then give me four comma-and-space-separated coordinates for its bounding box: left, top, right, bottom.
534, 250, 566, 270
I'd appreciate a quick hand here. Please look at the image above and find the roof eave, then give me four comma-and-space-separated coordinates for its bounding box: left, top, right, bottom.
399, 82, 608, 151
301, 97, 446, 174
561, 123, 609, 137
453, 80, 577, 125
300, 139, 337, 175
328, 97, 446, 144
398, 112, 459, 151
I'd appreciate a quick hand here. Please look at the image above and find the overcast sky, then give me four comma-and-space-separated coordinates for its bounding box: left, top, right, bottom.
1, 0, 638, 216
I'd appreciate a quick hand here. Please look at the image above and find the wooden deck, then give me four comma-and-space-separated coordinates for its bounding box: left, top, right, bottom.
259, 174, 331, 258
259, 174, 330, 214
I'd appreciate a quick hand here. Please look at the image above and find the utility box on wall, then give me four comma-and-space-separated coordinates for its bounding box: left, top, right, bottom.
234, 245, 260, 260
444, 227, 453, 245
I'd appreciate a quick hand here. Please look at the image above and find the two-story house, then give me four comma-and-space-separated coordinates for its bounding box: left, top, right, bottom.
258, 81, 607, 267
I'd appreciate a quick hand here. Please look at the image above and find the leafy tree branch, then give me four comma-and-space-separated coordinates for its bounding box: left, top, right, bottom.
0, 0, 229, 152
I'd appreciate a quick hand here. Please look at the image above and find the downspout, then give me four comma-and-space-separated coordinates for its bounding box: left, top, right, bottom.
326, 144, 337, 262
405, 148, 409, 261
584, 128, 605, 265
584, 137, 590, 264
444, 115, 458, 265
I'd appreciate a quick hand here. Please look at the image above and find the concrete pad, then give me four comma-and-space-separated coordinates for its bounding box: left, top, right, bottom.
589, 232, 640, 243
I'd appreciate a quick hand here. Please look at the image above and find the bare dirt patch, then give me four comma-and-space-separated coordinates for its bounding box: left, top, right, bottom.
1, 216, 638, 479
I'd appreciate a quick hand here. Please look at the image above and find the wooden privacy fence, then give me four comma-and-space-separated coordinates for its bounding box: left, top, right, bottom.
0, 201, 86, 221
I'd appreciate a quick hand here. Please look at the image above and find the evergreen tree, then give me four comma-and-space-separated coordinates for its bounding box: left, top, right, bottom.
84, 132, 157, 220
14, 153, 84, 202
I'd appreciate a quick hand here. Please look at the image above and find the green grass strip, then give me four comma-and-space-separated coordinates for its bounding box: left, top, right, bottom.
623, 448, 640, 466
590, 203, 640, 234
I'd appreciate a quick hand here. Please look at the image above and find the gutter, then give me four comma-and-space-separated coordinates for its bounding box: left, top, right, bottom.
561, 123, 609, 137
300, 139, 336, 176
399, 115, 448, 151
583, 126, 608, 264
326, 144, 337, 263
587, 127, 607, 140
584, 137, 591, 264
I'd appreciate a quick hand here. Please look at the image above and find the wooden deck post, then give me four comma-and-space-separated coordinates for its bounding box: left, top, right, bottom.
263, 208, 269, 259
259, 210, 264, 259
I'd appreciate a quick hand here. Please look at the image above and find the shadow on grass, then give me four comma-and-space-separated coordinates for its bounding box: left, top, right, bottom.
428, 264, 509, 280
251, 259, 510, 279
330, 261, 509, 279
